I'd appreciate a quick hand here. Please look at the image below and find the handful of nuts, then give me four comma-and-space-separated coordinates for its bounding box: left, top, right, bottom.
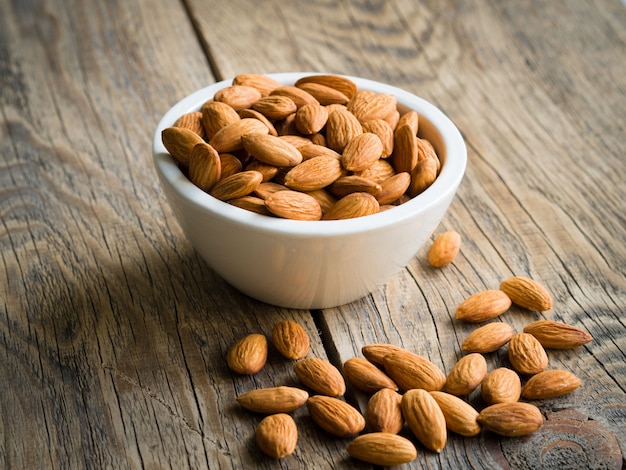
161, 74, 441, 220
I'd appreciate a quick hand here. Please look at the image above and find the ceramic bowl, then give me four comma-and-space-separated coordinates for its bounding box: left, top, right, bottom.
153, 73, 466, 309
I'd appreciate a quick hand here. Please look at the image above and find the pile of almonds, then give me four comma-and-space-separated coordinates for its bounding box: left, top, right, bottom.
225, 271, 592, 465
162, 74, 442, 220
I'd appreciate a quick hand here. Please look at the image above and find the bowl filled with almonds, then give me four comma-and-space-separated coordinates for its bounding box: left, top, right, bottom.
153, 73, 466, 309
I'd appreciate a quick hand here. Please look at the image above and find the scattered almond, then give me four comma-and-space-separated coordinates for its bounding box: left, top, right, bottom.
226, 333, 268, 375
361, 343, 405, 367
461, 322, 515, 353
430, 391, 481, 437
455, 290, 512, 322
477, 402, 544, 437
306, 395, 365, 438
366, 388, 404, 434
444, 353, 488, 396
523, 320, 593, 349
347, 433, 417, 466
428, 230, 462, 267
343, 357, 398, 393
401, 389, 447, 453
383, 349, 446, 392
255, 413, 298, 459
522, 369, 581, 399
271, 320, 310, 360
237, 386, 309, 414
500, 276, 553, 311
293, 357, 346, 397
508, 332, 549, 375
481, 367, 522, 405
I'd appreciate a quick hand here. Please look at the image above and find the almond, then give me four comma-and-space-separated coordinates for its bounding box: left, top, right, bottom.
255, 413, 298, 459
325, 107, 363, 153
283, 156, 343, 192
233, 73, 282, 96
201, 101, 241, 139
254, 181, 289, 199
295, 82, 349, 105
305, 189, 337, 213
188, 142, 221, 192
298, 143, 342, 161
354, 158, 396, 184
523, 320, 593, 349
219, 153, 243, 179
270, 85, 319, 108
366, 388, 404, 434
347, 90, 397, 123
228, 196, 271, 216
209, 170, 263, 201
522, 369, 581, 399
361, 343, 405, 367
347, 433, 417, 466
161, 126, 206, 167
343, 357, 398, 393
238, 108, 278, 136
173, 111, 206, 139
293, 357, 346, 396
295, 103, 329, 135
477, 402, 543, 437
416, 137, 438, 164
265, 190, 322, 221
362, 119, 394, 158
461, 322, 515, 353
294, 74, 358, 99
455, 290, 512, 322
392, 124, 418, 174
375, 172, 411, 205
401, 389, 447, 453
245, 159, 279, 182
226, 333, 268, 375
429, 391, 481, 437
508, 332, 549, 375
396, 110, 419, 135
322, 192, 380, 220
428, 230, 462, 267
500, 276, 553, 311
271, 320, 310, 360
382, 349, 446, 392
481, 367, 522, 405
306, 395, 365, 438
341, 133, 384, 172
214, 85, 262, 111
329, 175, 382, 199
242, 133, 303, 167
237, 386, 309, 414
252, 95, 298, 120
444, 353, 488, 396
408, 155, 438, 196
209, 118, 269, 153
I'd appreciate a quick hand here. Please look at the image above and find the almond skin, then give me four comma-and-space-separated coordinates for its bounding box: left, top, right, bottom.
508, 332, 549, 375
188, 142, 221, 192
401, 389, 447, 453
522, 369, 581, 399
444, 353, 488, 396
428, 230, 462, 268
201, 100, 241, 139
408, 155, 438, 196
252, 95, 298, 120
265, 190, 323, 220
173, 111, 206, 139
306, 395, 365, 438
455, 290, 513, 322
461, 322, 515, 353
366, 388, 404, 434
293, 357, 346, 396
500, 276, 553, 311
342, 357, 398, 393
237, 386, 309, 414
226, 333, 268, 375
347, 90, 397, 123
481, 367, 522, 405
295, 103, 329, 135
325, 107, 363, 153
283, 156, 343, 192
523, 320, 593, 349
477, 402, 544, 437
341, 132, 384, 172
271, 320, 310, 360
383, 349, 446, 392
347, 433, 417, 466
209, 170, 263, 201
361, 344, 405, 367
393, 124, 418, 174
375, 172, 411, 205
322, 192, 380, 220
242, 133, 303, 167
162, 126, 206, 167
430, 391, 481, 437
255, 413, 298, 459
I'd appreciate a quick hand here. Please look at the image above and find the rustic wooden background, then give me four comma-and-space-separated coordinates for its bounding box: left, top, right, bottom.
1, 0, 624, 468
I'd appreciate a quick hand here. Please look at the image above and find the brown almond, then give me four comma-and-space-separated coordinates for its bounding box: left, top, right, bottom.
174, 111, 206, 139
481, 367, 522, 405
188, 142, 221, 192
361, 343, 406, 367
354, 158, 396, 184
366, 388, 404, 434
255, 413, 298, 459
252, 95, 298, 120
298, 143, 342, 161
295, 82, 349, 105
347, 90, 397, 123
209, 170, 263, 201
430, 391, 481, 437
238, 108, 278, 136
329, 175, 382, 199
444, 353, 488, 396
228, 196, 271, 216
384, 109, 401, 131
396, 110, 419, 135
477, 402, 543, 437
325, 107, 363, 153
416, 137, 438, 164
342, 133, 384, 172
219, 153, 243, 179
214, 85, 262, 111
209, 118, 269, 153
508, 332, 549, 375
226, 333, 268, 375
237, 386, 309, 414
270, 85, 319, 108
306, 395, 365, 438
304, 189, 337, 213
408, 155, 438, 196
275, 112, 298, 136
401, 389, 447, 453
233, 73, 282, 96
428, 230, 462, 267
293, 357, 346, 396
461, 322, 515, 353
255, 182, 289, 200
284, 156, 343, 192
392, 124, 418, 174
295, 74, 358, 99
162, 126, 206, 167
201, 101, 241, 139
342, 357, 398, 394
383, 349, 446, 392
523, 320, 593, 349
245, 159, 279, 182
522, 369, 582, 399
362, 119, 394, 158
295, 103, 329, 135
271, 320, 310, 360
265, 190, 322, 221
322, 192, 380, 220
375, 172, 411, 205
242, 133, 303, 167
347, 433, 417, 466
500, 276, 553, 311
455, 290, 512, 322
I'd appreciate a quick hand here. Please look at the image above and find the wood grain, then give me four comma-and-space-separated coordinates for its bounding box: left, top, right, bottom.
1, 0, 625, 468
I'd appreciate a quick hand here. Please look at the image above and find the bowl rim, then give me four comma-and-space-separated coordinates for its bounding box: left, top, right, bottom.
153, 72, 466, 237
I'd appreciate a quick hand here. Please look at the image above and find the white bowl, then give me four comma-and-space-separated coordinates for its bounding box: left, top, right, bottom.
153, 73, 466, 309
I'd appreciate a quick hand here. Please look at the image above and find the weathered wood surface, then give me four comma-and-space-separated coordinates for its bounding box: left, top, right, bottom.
1, 0, 625, 469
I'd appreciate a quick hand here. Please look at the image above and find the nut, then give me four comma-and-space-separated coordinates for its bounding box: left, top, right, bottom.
481, 367, 522, 405
293, 357, 346, 396
522, 369, 581, 399
461, 322, 515, 353
226, 333, 268, 375
366, 388, 404, 434
401, 389, 447, 453
523, 320, 593, 349
500, 276, 553, 311
455, 289, 512, 322
346, 432, 417, 466
444, 353, 488, 396
271, 320, 310, 360
255, 413, 298, 459
430, 391, 481, 437
508, 332, 549, 375
428, 230, 462, 267
383, 349, 446, 392
342, 357, 398, 393
306, 395, 365, 438
237, 386, 309, 414
477, 402, 544, 437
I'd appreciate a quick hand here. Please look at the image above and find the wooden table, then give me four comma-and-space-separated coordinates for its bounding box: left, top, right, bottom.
2, 0, 625, 468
